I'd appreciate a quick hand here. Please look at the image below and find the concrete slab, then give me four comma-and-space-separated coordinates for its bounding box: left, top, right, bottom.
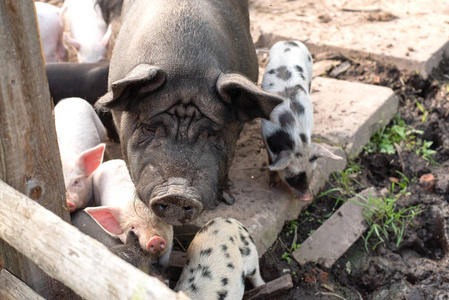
178, 78, 397, 255
181, 120, 347, 256
107, 77, 398, 256
312, 77, 399, 157
292, 188, 379, 268
250, 0, 449, 78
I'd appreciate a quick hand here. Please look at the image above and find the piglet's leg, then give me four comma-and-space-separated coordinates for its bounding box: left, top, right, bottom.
267, 155, 281, 188
248, 268, 265, 288
269, 171, 282, 188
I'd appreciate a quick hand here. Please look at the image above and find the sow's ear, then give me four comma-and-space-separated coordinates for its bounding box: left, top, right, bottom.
217, 73, 283, 122
95, 64, 166, 112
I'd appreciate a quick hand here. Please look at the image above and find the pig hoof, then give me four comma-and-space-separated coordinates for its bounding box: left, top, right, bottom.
269, 180, 281, 188
269, 171, 281, 188
221, 189, 235, 205
227, 178, 234, 187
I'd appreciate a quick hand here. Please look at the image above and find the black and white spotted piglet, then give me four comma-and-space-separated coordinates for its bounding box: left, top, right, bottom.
261, 41, 343, 201
174, 217, 264, 300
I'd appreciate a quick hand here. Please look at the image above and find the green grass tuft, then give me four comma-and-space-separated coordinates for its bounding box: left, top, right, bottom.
353, 186, 424, 251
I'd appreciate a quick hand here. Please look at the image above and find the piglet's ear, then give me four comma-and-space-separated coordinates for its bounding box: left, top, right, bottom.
101, 24, 112, 47
95, 64, 166, 112
268, 150, 292, 171
313, 143, 344, 160
59, 5, 67, 26
64, 33, 81, 51
76, 143, 105, 177
217, 73, 283, 122
85, 206, 123, 236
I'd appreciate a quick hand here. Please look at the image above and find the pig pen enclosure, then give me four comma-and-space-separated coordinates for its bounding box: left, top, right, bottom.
0, 1, 188, 299
2, 0, 449, 299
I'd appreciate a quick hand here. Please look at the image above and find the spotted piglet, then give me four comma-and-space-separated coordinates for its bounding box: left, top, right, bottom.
174, 217, 264, 300
261, 41, 343, 201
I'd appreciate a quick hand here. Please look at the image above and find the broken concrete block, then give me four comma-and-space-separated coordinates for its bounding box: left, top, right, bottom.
313, 60, 337, 78
292, 188, 379, 268
174, 120, 347, 256
312, 77, 399, 156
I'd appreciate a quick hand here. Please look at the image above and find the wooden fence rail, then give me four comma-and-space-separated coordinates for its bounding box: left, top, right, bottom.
0, 269, 45, 300
0, 180, 189, 300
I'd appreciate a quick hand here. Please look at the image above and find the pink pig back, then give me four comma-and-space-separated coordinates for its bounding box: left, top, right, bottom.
91, 159, 135, 207
55, 97, 106, 161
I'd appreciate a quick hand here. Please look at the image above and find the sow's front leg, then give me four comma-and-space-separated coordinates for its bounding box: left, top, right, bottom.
220, 177, 235, 205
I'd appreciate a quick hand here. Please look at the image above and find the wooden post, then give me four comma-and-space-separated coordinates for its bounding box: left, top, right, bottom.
0, 1, 70, 298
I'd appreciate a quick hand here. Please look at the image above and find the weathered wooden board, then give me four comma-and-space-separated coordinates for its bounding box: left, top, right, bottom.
0, 180, 189, 300
0, 269, 45, 300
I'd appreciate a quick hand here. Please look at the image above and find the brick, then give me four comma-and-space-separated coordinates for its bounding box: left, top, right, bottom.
292, 188, 378, 268
312, 77, 399, 156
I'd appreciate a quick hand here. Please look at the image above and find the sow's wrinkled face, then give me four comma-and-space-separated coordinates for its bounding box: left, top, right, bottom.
122, 100, 241, 224
96, 64, 283, 225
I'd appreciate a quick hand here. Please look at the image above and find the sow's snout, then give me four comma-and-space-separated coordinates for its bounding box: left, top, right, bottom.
150, 178, 203, 226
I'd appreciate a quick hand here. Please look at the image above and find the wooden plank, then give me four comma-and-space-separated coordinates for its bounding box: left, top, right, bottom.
0, 0, 67, 214
0, 1, 71, 297
168, 251, 187, 268
243, 274, 293, 300
292, 188, 377, 268
0, 270, 45, 300
0, 180, 190, 300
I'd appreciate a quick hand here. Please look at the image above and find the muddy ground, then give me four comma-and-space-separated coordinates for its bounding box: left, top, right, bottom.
165, 54, 449, 300
255, 56, 449, 299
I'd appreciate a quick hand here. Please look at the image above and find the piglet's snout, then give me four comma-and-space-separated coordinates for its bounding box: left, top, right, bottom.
66, 193, 76, 212
147, 236, 166, 255
297, 191, 313, 202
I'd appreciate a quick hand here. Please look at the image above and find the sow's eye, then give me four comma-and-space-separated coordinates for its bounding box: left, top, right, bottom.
199, 128, 223, 147
138, 122, 166, 144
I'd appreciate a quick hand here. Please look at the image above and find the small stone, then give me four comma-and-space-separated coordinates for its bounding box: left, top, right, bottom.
389, 177, 399, 183
419, 174, 438, 191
